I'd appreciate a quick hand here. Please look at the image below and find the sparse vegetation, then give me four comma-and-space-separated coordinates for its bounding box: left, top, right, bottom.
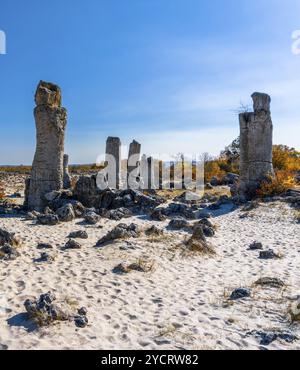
257, 171, 296, 198
202, 141, 300, 186
272, 145, 300, 172
113, 258, 155, 274
0, 165, 31, 174
181, 233, 215, 257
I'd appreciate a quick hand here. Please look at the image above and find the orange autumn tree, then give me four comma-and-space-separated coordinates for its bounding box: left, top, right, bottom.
272, 145, 300, 172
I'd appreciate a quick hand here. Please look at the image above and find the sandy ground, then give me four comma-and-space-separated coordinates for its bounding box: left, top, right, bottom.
0, 190, 300, 350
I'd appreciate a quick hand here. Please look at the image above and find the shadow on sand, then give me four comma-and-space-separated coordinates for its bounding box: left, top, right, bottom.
7, 313, 38, 333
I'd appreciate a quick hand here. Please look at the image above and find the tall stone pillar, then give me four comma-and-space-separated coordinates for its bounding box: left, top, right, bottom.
63, 154, 71, 189
238, 92, 274, 197
127, 140, 141, 189
26, 81, 67, 211
105, 137, 121, 189
158, 160, 163, 190
147, 157, 155, 190
140, 154, 148, 190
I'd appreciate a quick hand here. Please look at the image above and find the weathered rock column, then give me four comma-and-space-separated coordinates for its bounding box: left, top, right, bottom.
127, 140, 141, 189
147, 157, 155, 190
140, 154, 148, 190
26, 81, 67, 211
238, 92, 274, 197
105, 137, 121, 189
63, 154, 71, 189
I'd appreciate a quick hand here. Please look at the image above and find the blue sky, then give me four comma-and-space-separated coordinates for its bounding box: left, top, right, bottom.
0, 0, 300, 164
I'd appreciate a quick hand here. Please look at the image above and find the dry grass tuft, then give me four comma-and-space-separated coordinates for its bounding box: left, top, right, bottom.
113, 257, 155, 274
294, 210, 300, 223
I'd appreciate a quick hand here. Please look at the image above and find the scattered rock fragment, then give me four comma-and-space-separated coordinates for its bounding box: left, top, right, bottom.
84, 211, 100, 225
193, 219, 215, 237
151, 208, 167, 221
35, 252, 55, 263
24, 292, 87, 329
37, 214, 59, 226
56, 203, 75, 222
37, 243, 53, 250
25, 211, 40, 221
259, 249, 281, 260
145, 225, 164, 237
184, 226, 215, 255
74, 315, 88, 328
44, 206, 55, 215
24, 292, 70, 326
113, 260, 153, 274
64, 239, 81, 250
74, 307, 88, 328
101, 207, 133, 221
164, 203, 196, 219
78, 307, 88, 316
68, 230, 88, 239
0, 244, 20, 261
248, 241, 263, 250
0, 228, 21, 247
112, 263, 129, 274
229, 288, 251, 300
168, 218, 189, 230
96, 223, 140, 246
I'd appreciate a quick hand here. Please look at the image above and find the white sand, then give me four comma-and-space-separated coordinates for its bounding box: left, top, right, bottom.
0, 199, 300, 350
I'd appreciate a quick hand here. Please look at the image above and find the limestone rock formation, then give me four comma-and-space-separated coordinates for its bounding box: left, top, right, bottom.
238, 92, 274, 197
26, 81, 67, 211
105, 137, 121, 189
127, 140, 141, 189
147, 157, 155, 190
140, 154, 148, 190
63, 154, 71, 189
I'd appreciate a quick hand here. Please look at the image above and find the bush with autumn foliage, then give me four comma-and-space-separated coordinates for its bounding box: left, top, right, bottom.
256, 171, 297, 197
204, 138, 240, 183
256, 145, 300, 197
204, 139, 300, 194
272, 145, 300, 172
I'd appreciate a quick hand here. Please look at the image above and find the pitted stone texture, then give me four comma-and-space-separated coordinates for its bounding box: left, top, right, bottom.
35, 81, 62, 107
127, 140, 141, 189
26, 81, 67, 211
106, 137, 121, 189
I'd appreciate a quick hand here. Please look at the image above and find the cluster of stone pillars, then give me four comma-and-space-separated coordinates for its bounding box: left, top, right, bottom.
25, 81, 275, 211
104, 137, 156, 190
